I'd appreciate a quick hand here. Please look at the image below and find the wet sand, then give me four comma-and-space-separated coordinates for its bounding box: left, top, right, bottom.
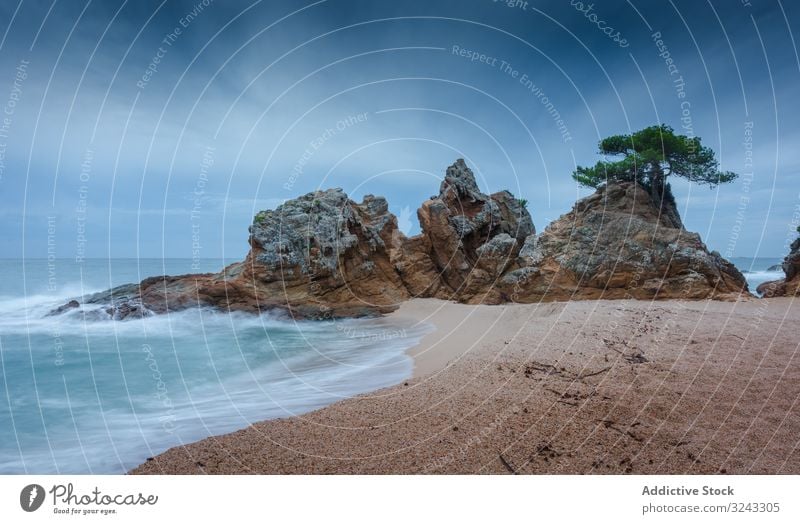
131, 297, 800, 474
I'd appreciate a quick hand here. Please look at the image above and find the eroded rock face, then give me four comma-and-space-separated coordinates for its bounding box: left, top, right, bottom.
50, 160, 748, 320
758, 237, 800, 297
246, 188, 410, 312
68, 189, 415, 319
411, 159, 534, 302
501, 182, 748, 302
784, 237, 800, 282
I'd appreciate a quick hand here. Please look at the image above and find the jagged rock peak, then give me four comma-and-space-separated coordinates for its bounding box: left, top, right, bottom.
248, 187, 401, 288
440, 158, 483, 200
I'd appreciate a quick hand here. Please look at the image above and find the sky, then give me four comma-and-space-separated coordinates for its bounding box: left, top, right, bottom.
1, 0, 798, 263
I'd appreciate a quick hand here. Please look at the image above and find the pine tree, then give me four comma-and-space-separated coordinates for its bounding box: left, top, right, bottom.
573, 125, 738, 221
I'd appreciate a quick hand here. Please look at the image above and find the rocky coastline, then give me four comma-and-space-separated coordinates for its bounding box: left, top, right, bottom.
51, 159, 749, 320
758, 235, 800, 297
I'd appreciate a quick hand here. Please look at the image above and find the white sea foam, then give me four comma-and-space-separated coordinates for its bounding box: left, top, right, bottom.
0, 278, 432, 473
744, 270, 784, 295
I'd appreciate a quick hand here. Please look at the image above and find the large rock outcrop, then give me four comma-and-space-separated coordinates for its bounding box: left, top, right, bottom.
72, 189, 415, 319
52, 160, 749, 319
499, 182, 747, 302
757, 236, 800, 297
408, 159, 534, 302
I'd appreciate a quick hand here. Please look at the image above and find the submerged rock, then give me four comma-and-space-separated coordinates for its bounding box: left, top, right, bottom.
50, 160, 749, 320
46, 299, 79, 316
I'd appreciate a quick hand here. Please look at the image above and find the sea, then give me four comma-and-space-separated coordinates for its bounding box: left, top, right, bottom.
0, 258, 432, 474
729, 256, 785, 294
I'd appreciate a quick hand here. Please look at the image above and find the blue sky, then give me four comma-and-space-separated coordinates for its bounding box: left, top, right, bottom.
1, 0, 799, 262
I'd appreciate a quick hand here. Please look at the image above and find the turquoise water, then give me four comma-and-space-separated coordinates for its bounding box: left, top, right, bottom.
0, 259, 431, 474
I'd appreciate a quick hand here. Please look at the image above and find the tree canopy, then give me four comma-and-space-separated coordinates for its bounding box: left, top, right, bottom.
572, 125, 738, 193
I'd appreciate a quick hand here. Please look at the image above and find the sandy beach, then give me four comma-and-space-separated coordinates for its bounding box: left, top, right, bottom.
131, 297, 800, 474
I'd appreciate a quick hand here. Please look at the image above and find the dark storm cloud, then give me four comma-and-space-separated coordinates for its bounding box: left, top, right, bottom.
0, 0, 798, 261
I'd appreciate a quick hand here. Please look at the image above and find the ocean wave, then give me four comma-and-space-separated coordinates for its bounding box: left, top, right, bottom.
743, 270, 784, 296
0, 279, 433, 473
0, 284, 368, 339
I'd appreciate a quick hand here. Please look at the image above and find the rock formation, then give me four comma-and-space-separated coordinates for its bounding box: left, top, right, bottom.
52, 159, 749, 320
499, 182, 747, 302
406, 159, 534, 303
757, 236, 800, 297
74, 189, 415, 319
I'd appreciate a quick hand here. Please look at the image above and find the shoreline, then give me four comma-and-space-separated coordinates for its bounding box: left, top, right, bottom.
390, 299, 540, 379
131, 297, 800, 474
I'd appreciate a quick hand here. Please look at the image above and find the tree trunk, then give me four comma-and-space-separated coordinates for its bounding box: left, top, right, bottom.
649, 167, 683, 229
